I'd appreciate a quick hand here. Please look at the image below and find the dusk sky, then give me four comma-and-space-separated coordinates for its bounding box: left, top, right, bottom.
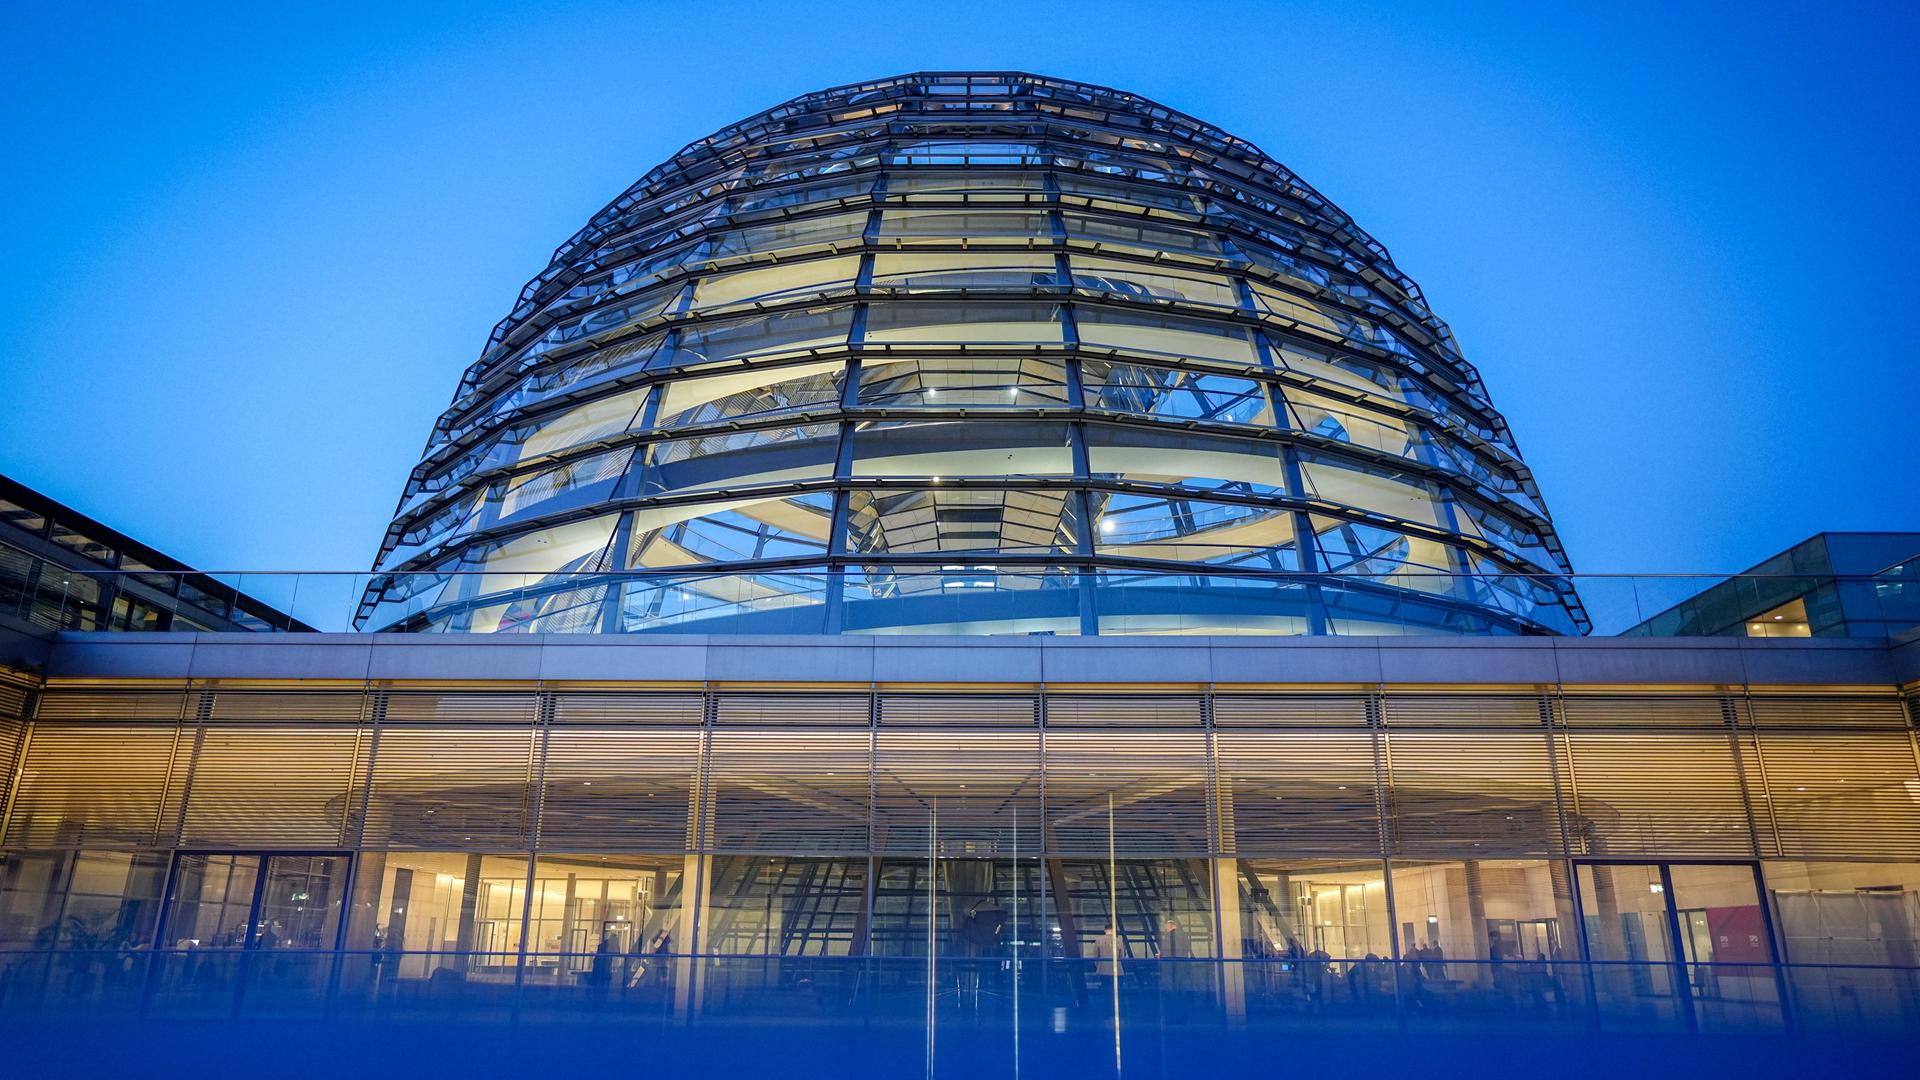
3, 1, 1915, 576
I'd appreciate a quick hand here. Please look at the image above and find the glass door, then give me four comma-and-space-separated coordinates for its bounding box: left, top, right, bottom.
1576, 862, 1780, 1032
1666, 863, 1779, 1029
161, 853, 348, 951
1577, 862, 1678, 1028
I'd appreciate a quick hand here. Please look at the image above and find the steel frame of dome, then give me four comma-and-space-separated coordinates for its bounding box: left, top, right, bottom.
358, 71, 1588, 637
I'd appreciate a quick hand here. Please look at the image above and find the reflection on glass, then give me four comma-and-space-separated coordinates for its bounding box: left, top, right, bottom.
521, 854, 685, 986
857, 357, 1068, 408
347, 853, 530, 981
846, 488, 1080, 557
1238, 858, 1387, 959
703, 856, 867, 956
0, 851, 168, 949
1388, 859, 1576, 980
1053, 859, 1213, 963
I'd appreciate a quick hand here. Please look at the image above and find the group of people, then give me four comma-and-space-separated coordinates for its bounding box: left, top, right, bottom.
590, 926, 672, 992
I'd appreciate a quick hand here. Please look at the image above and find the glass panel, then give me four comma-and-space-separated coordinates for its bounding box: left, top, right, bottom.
1668, 863, 1779, 1026
1074, 306, 1256, 366
1056, 173, 1205, 214
619, 569, 831, 634
845, 488, 1081, 557
0, 850, 168, 949
512, 388, 649, 462
1062, 211, 1223, 258
1764, 860, 1920, 965
702, 856, 868, 956
1577, 863, 1679, 1014
1052, 859, 1214, 964
857, 356, 1068, 408
522, 854, 686, 988
883, 169, 1045, 199
451, 513, 617, 588
644, 423, 840, 496
841, 565, 1084, 637
868, 857, 1045, 959
628, 492, 834, 567
655, 359, 845, 429
1249, 280, 1346, 336
849, 419, 1074, 479
670, 306, 853, 368
869, 251, 1058, 291
862, 300, 1063, 344
165, 854, 260, 949
1388, 859, 1577, 979
50, 523, 114, 564
346, 853, 529, 983
1092, 493, 1299, 568
1282, 386, 1419, 458
877, 209, 1050, 243
688, 255, 860, 312
1745, 597, 1814, 638
1092, 570, 1315, 636
1236, 858, 1388, 961
1084, 424, 1285, 495
1765, 860, 1920, 1029
258, 855, 346, 950
706, 210, 867, 259
1313, 517, 1458, 586
498, 447, 633, 522
1080, 360, 1273, 427
1298, 453, 1446, 528
1070, 255, 1239, 309
1270, 339, 1411, 403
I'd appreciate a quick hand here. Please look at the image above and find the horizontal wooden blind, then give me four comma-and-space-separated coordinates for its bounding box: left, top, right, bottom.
175, 725, 358, 847
1750, 731, 1920, 857
1044, 693, 1208, 728
713, 692, 870, 727
1747, 694, 1911, 728
0, 677, 32, 721
1564, 731, 1756, 856
359, 725, 534, 850
0, 678, 27, 840
1043, 730, 1210, 856
872, 730, 1040, 854
536, 727, 702, 850
550, 691, 705, 726
204, 689, 368, 724
1212, 693, 1371, 727
33, 689, 188, 721
4, 723, 179, 848
1382, 693, 1549, 728
1560, 693, 1737, 727
1214, 729, 1380, 856
704, 730, 869, 854
877, 693, 1038, 727
382, 690, 539, 725
1384, 729, 1563, 856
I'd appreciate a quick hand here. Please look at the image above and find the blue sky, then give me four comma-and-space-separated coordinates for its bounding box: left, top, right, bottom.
2, 1, 1914, 573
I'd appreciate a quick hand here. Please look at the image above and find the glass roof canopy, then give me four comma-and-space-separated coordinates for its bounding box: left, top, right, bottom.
359, 72, 1586, 637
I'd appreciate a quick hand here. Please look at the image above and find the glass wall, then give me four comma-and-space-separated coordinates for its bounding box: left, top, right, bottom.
361, 73, 1588, 638
0, 850, 167, 949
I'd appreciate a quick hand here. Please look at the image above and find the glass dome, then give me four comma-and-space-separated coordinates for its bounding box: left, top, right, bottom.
359, 72, 1585, 636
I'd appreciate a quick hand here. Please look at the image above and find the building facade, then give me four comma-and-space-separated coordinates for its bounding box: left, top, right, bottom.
1626, 532, 1920, 640
0, 474, 312, 653
1, 75, 1916, 1047
360, 72, 1584, 638
1, 633, 1917, 1033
